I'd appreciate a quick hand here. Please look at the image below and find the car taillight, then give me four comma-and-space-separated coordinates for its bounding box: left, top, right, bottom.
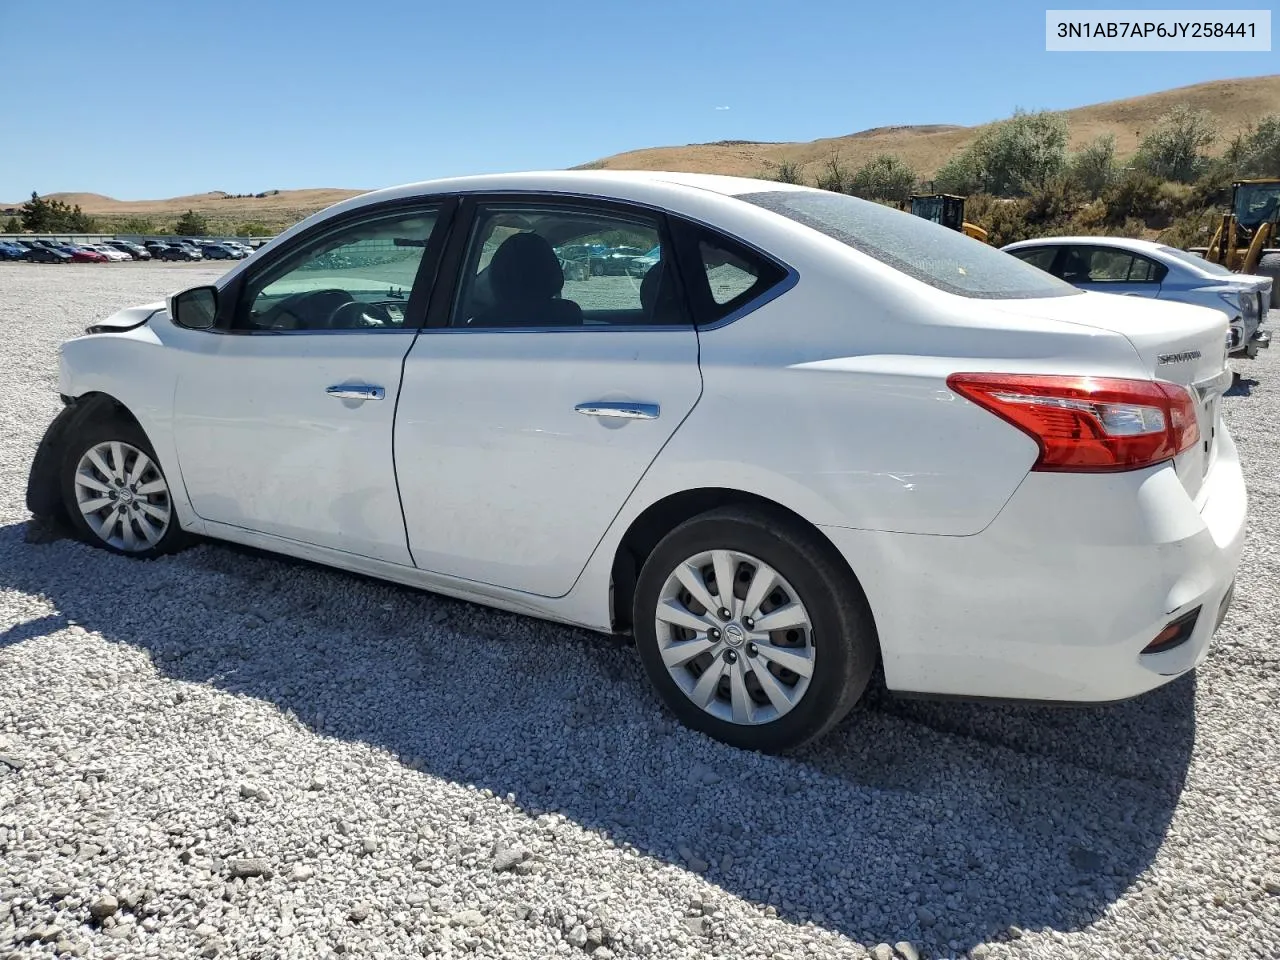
946, 373, 1200, 473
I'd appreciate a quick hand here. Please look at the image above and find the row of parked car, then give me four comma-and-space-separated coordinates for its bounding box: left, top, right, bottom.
554, 242, 660, 281
0, 238, 258, 264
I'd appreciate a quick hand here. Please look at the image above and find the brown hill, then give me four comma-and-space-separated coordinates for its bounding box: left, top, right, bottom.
8, 74, 1278, 229
586, 74, 1280, 181
12, 188, 366, 218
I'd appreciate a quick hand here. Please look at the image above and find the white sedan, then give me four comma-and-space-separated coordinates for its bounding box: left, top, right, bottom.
86, 243, 132, 262
1002, 235, 1272, 359
27, 171, 1246, 752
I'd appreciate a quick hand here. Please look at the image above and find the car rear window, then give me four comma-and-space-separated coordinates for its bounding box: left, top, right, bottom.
739, 190, 1082, 299
1156, 244, 1236, 277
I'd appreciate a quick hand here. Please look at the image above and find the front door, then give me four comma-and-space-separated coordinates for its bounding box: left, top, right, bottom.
395, 197, 702, 596
171, 202, 447, 564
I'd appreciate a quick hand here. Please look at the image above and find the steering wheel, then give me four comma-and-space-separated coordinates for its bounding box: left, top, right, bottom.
257, 288, 354, 330
329, 300, 396, 329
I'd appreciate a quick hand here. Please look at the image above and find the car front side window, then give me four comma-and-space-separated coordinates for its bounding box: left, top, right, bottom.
236, 207, 440, 332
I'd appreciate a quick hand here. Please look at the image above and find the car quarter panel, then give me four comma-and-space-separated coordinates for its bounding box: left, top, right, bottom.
663, 246, 1155, 537
819, 424, 1247, 699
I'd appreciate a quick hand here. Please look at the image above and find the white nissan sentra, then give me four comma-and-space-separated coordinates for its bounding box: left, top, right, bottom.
26, 171, 1246, 753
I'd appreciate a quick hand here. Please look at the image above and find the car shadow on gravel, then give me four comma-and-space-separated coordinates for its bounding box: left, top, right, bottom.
0, 524, 1195, 956
1226, 375, 1260, 397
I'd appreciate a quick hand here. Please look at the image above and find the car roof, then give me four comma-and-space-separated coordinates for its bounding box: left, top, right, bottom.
364, 169, 800, 200
249, 170, 818, 260
1002, 235, 1172, 256
310, 170, 809, 224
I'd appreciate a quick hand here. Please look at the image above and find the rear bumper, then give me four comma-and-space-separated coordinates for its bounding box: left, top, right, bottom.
820, 425, 1247, 703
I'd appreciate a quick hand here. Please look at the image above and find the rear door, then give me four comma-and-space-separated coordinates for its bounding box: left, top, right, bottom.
394, 195, 702, 597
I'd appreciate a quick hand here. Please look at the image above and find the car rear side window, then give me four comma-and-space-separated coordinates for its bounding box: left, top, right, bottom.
1059, 247, 1166, 284
450, 203, 686, 328
675, 224, 789, 324
740, 189, 1081, 299
1008, 247, 1059, 273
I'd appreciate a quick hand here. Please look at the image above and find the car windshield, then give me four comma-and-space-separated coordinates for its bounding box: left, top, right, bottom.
1155, 245, 1236, 277
740, 189, 1081, 299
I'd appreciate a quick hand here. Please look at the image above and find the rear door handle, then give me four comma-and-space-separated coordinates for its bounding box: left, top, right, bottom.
575, 401, 660, 420
326, 384, 385, 401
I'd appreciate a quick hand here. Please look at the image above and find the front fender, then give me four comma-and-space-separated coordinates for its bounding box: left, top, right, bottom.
25, 395, 120, 519
55, 324, 204, 535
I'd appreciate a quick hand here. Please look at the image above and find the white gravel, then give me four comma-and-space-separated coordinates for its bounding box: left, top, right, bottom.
1, 262, 1278, 960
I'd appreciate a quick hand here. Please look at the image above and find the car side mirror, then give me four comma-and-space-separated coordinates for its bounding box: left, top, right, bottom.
169, 285, 219, 330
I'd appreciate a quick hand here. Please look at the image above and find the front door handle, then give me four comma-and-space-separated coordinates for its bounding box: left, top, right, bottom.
326, 384, 385, 401
575, 401, 660, 420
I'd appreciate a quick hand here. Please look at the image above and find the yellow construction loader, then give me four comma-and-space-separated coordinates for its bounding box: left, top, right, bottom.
1197, 178, 1280, 307
907, 194, 989, 243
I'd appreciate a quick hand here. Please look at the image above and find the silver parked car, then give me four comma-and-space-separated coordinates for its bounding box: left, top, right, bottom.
1003, 236, 1272, 359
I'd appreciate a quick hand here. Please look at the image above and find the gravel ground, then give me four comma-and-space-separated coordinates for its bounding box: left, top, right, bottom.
1, 262, 1278, 960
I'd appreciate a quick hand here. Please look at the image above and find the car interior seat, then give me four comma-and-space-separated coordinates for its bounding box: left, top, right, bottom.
639, 258, 683, 325
468, 233, 583, 327
1060, 249, 1091, 284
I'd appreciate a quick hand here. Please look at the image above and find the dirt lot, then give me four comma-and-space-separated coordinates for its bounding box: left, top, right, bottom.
0, 263, 1278, 960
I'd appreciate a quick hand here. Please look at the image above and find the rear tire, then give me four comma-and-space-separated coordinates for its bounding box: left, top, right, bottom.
1257, 252, 1280, 309
59, 414, 190, 559
632, 506, 877, 753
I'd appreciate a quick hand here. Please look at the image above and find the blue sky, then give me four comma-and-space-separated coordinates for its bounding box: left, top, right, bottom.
0, 0, 1274, 200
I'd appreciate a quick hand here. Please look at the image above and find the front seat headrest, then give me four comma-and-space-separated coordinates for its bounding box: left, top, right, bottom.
489, 233, 564, 302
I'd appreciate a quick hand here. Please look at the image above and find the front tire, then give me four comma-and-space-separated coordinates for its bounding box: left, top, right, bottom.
632, 506, 877, 753
59, 414, 189, 558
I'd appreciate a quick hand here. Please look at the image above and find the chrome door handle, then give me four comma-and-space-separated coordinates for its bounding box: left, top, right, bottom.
326, 384, 385, 401
575, 402, 660, 420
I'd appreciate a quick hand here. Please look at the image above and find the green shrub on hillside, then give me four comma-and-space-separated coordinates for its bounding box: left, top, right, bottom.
932, 152, 983, 196
1133, 104, 1217, 183
1190, 159, 1237, 209
174, 210, 209, 236
1025, 175, 1085, 230
1101, 171, 1163, 225
1069, 134, 1118, 199
769, 160, 806, 184
236, 221, 274, 237
1157, 210, 1219, 249
2, 217, 18, 233
1227, 114, 1280, 178
849, 154, 917, 202
110, 217, 158, 234
935, 110, 1069, 197
815, 152, 852, 194
19, 192, 95, 232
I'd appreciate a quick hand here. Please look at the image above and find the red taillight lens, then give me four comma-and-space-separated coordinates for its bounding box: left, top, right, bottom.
946, 373, 1200, 472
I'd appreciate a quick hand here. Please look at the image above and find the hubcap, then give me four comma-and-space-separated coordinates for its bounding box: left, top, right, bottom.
73, 440, 171, 552
654, 549, 815, 726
